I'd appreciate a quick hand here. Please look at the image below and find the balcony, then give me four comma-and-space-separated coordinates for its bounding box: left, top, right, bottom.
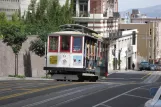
79, 11, 88, 17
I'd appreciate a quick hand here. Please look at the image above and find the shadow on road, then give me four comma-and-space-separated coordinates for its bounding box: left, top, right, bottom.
23, 51, 32, 77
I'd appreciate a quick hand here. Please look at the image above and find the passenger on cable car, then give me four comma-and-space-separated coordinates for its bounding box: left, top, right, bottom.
88, 53, 94, 69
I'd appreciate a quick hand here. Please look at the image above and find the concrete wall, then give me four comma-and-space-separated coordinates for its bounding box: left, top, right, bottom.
0, 36, 46, 77
108, 29, 138, 70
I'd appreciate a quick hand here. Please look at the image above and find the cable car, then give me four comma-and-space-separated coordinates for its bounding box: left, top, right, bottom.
44, 24, 107, 82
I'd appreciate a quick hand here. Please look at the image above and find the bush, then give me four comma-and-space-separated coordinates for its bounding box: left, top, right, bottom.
8, 75, 25, 78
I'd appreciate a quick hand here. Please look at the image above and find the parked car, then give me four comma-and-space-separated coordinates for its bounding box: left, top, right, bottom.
144, 86, 161, 107
139, 61, 150, 71
156, 65, 161, 71
149, 64, 157, 71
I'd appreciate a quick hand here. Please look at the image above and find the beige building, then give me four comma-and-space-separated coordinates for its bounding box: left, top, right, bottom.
119, 22, 157, 64
131, 18, 161, 59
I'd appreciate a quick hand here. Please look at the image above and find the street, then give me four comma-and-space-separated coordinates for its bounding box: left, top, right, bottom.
0, 71, 161, 107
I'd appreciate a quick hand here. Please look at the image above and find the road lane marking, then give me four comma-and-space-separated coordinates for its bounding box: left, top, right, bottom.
124, 94, 150, 100
17, 88, 33, 90
139, 88, 150, 91
92, 84, 150, 107
0, 83, 80, 101
0, 88, 11, 91
141, 72, 152, 79
49, 84, 124, 107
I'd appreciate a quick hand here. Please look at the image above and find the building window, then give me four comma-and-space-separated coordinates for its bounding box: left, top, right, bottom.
60, 36, 71, 52
79, 0, 88, 17
132, 32, 136, 45
49, 36, 58, 52
150, 28, 152, 35
72, 37, 82, 53
149, 40, 152, 47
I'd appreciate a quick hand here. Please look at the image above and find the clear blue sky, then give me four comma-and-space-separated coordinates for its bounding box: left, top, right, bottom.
119, 0, 161, 11
59, 0, 161, 12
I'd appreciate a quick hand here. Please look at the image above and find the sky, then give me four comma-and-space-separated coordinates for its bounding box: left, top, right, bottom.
59, 0, 161, 12
119, 0, 161, 11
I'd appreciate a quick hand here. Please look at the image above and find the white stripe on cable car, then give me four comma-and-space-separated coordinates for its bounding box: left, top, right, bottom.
82, 73, 96, 76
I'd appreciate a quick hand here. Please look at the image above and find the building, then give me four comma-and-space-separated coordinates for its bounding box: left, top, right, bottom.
130, 9, 147, 18
0, 0, 30, 20
119, 23, 157, 64
72, 0, 119, 37
131, 18, 161, 60
0, 0, 20, 20
108, 29, 138, 70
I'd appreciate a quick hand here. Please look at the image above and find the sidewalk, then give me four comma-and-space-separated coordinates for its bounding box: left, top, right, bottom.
0, 77, 54, 81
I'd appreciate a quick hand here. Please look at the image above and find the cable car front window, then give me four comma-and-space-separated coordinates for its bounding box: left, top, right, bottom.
49, 36, 58, 52
73, 37, 82, 53
60, 36, 70, 52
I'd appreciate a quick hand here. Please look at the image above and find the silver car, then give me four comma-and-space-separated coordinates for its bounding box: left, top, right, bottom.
145, 87, 161, 107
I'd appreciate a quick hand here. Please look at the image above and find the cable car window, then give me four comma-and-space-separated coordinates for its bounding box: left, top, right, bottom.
49, 36, 58, 52
60, 36, 70, 52
73, 37, 82, 53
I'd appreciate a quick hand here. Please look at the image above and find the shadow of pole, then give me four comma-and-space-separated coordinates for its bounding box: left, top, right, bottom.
23, 51, 32, 77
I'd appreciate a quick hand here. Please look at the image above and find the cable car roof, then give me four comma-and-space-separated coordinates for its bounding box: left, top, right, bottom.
59, 24, 99, 34
49, 24, 103, 41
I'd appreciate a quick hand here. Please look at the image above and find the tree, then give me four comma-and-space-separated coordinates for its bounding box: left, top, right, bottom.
1, 24, 27, 76
27, 0, 74, 57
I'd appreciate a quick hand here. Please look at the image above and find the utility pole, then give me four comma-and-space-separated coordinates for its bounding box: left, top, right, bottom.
93, 8, 96, 30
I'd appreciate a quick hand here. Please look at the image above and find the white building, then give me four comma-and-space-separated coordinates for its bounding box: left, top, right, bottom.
108, 29, 138, 70
0, 0, 30, 19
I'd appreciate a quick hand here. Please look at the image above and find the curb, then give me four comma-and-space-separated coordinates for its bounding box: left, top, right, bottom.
0, 77, 54, 81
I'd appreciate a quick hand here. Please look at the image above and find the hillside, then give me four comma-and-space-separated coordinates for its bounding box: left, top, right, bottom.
120, 4, 161, 18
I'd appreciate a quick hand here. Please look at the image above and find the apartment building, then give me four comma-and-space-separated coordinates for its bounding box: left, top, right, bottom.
131, 18, 161, 59
119, 22, 157, 64
72, 0, 119, 37
0, 0, 30, 20
0, 0, 20, 20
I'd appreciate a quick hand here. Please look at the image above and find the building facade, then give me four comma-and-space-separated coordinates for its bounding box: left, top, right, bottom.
108, 29, 138, 70
119, 23, 157, 64
0, 0, 20, 20
131, 18, 161, 59
72, 0, 119, 37
0, 0, 30, 20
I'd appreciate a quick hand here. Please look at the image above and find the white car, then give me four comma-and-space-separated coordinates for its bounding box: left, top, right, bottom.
145, 86, 161, 107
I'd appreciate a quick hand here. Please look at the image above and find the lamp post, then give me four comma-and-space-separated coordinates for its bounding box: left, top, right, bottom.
125, 50, 128, 70
118, 48, 122, 70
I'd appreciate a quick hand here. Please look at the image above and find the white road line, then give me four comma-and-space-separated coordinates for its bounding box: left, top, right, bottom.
124, 94, 150, 100
139, 88, 150, 91
22, 84, 122, 107
92, 85, 149, 107
50, 85, 123, 107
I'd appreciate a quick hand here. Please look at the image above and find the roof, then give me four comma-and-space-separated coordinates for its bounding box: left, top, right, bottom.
59, 24, 99, 34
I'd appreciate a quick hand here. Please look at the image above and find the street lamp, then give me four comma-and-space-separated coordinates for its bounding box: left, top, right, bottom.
118, 48, 122, 70
125, 50, 128, 70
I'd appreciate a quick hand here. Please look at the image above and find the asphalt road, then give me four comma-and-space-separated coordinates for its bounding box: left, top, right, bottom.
0, 71, 160, 107
100, 71, 153, 83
